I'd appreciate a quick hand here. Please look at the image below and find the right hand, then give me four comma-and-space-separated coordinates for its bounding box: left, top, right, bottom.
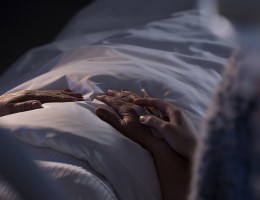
0, 89, 84, 117
95, 90, 158, 151
96, 90, 192, 200
134, 98, 197, 160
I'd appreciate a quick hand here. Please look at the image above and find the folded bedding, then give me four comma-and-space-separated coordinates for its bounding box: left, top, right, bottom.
0, 9, 236, 200
0, 144, 118, 200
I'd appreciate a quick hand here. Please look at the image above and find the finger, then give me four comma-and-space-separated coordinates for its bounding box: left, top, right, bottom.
106, 89, 119, 96
96, 108, 123, 132
43, 90, 84, 100
140, 115, 168, 130
120, 90, 140, 100
37, 94, 79, 103
139, 115, 164, 138
140, 115, 176, 139
60, 91, 84, 99
135, 98, 178, 117
96, 95, 123, 111
107, 89, 126, 99
10, 100, 43, 114
107, 89, 139, 102
96, 95, 137, 117
63, 89, 72, 92
42, 89, 71, 93
63, 93, 84, 100
14, 90, 84, 103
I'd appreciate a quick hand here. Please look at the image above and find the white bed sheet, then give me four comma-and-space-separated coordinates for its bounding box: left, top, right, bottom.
0, 7, 237, 200
0, 0, 195, 89
0, 145, 118, 200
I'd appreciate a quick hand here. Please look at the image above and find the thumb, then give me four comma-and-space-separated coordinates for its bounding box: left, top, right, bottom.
139, 115, 169, 137
139, 115, 165, 128
12, 100, 42, 113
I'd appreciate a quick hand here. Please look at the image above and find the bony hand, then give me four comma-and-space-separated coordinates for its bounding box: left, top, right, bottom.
95, 89, 159, 151
135, 98, 197, 160
96, 90, 192, 200
0, 89, 84, 117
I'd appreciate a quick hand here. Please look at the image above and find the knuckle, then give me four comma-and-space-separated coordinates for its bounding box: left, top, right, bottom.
21, 90, 34, 99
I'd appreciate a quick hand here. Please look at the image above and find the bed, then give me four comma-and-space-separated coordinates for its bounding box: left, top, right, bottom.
0, 0, 237, 199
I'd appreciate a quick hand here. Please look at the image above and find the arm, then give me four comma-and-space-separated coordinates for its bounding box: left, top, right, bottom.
136, 98, 196, 200
0, 89, 84, 117
150, 140, 192, 200
96, 89, 195, 200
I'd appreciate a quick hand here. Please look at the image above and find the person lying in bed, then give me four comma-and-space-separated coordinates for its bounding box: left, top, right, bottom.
0, 89, 84, 117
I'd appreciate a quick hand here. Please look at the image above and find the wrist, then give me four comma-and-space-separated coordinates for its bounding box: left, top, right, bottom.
148, 140, 173, 157
148, 139, 192, 200
149, 140, 191, 165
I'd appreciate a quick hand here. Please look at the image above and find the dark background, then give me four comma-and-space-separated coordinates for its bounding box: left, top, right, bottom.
0, 0, 94, 76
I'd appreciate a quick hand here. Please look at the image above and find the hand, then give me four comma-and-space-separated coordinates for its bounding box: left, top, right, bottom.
0, 89, 84, 117
96, 89, 191, 200
135, 98, 197, 160
95, 89, 159, 150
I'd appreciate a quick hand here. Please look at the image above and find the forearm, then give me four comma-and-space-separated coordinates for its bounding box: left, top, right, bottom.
150, 142, 192, 200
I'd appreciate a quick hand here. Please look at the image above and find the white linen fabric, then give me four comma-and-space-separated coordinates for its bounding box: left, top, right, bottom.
0, 0, 195, 90
0, 145, 118, 200
0, 8, 236, 200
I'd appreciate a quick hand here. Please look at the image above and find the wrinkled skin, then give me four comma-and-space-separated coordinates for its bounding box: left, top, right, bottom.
96, 89, 195, 200
0, 89, 84, 117
135, 98, 197, 160
96, 89, 197, 159
96, 89, 158, 150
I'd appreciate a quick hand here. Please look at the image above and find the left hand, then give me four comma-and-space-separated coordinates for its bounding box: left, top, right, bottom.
135, 98, 197, 160
96, 89, 159, 150
0, 89, 84, 117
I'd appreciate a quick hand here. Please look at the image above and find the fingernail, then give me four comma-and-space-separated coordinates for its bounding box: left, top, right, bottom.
140, 115, 146, 123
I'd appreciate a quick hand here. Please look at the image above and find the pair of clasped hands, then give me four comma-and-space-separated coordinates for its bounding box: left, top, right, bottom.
96, 89, 197, 200
0, 89, 196, 160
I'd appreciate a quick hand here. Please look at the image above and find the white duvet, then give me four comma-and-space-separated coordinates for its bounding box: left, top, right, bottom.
0, 7, 236, 200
